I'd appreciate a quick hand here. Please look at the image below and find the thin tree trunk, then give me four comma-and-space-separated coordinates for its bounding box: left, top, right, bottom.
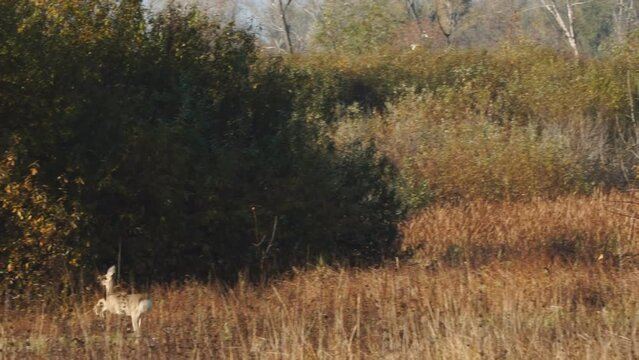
435, 0, 456, 48
628, 70, 637, 126
278, 0, 294, 53
613, 0, 638, 42
538, 0, 586, 57
564, 1, 579, 56
405, 0, 427, 43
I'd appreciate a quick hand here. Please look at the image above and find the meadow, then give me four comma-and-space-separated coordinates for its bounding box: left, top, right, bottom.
3, 191, 639, 359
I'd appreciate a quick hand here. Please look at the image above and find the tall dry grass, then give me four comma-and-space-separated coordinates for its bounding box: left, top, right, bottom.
2, 192, 639, 359
402, 191, 639, 268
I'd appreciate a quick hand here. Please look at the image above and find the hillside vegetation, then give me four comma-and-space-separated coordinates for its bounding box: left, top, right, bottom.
1, 0, 639, 358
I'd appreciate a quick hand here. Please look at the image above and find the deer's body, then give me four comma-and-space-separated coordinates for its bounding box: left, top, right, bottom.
94, 265, 152, 334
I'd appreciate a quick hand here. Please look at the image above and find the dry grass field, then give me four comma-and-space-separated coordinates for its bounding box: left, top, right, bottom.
3, 192, 639, 359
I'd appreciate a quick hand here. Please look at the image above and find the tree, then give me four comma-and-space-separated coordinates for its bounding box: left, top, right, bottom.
612, 0, 638, 42
431, 0, 472, 47
313, 0, 407, 53
451, 0, 525, 48
148, 0, 241, 22
277, 0, 295, 53
1, 0, 403, 288
536, 0, 590, 57
404, 0, 429, 44
244, 0, 321, 53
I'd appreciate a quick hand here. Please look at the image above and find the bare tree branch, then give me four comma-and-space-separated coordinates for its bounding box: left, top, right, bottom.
277, 0, 295, 53
537, 0, 590, 57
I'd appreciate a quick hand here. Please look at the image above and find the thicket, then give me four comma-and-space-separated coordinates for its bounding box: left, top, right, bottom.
0, 0, 401, 301
286, 38, 639, 208
1, 0, 638, 304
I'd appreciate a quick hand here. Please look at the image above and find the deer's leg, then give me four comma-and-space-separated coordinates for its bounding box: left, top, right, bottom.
137, 314, 143, 333
131, 313, 140, 333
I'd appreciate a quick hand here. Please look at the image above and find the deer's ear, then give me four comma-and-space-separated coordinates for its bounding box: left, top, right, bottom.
106, 265, 116, 277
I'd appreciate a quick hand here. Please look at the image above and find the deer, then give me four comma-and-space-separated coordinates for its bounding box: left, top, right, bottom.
93, 265, 153, 334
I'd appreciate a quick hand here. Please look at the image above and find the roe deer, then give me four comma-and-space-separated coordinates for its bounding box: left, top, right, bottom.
94, 265, 152, 334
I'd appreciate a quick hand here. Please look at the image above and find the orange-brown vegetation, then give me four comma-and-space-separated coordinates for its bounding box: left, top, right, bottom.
402, 191, 638, 268
3, 192, 639, 359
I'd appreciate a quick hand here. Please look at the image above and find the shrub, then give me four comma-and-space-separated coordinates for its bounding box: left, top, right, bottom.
0, 1, 403, 292
334, 91, 599, 207
0, 145, 84, 303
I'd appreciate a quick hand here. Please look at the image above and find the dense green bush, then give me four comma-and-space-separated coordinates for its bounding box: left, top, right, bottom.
0, 0, 402, 299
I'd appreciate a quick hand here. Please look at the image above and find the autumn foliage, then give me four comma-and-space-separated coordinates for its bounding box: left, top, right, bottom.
1, 0, 638, 304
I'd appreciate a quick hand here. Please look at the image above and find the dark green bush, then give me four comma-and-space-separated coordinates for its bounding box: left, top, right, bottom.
0, 0, 403, 297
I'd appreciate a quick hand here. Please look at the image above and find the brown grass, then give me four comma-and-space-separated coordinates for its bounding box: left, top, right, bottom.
2, 192, 639, 359
402, 191, 639, 268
